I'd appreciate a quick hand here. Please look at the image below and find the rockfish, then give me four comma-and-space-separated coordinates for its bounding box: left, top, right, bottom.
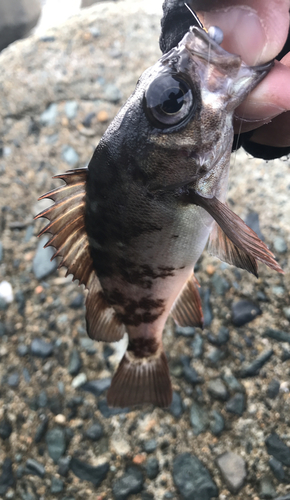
35, 22, 283, 408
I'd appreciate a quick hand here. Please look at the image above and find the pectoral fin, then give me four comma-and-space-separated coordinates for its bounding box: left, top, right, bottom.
187, 191, 283, 275
171, 273, 204, 328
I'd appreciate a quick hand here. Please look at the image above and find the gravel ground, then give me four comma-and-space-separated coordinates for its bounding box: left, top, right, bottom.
0, 1, 290, 499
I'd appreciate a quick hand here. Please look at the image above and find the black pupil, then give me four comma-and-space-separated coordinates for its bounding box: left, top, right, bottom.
160, 87, 184, 115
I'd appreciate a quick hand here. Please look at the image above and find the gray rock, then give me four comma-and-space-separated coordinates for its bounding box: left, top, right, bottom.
85, 422, 103, 441
61, 145, 79, 166
207, 378, 229, 401
263, 328, 290, 344
169, 391, 184, 418
225, 393, 246, 416
31, 338, 53, 358
58, 456, 71, 477
68, 349, 82, 376
266, 379, 280, 399
191, 333, 203, 358
231, 300, 262, 327
222, 372, 243, 392
190, 402, 209, 435
209, 410, 225, 436
216, 452, 246, 494
265, 433, 290, 467
40, 103, 58, 126
0, 0, 41, 52
51, 476, 64, 493
34, 416, 49, 444
259, 474, 276, 499
211, 274, 229, 295
206, 347, 225, 365
0, 419, 12, 440
273, 236, 287, 253
32, 235, 58, 280
112, 466, 144, 500
245, 211, 264, 240
7, 372, 19, 387
268, 457, 285, 482
25, 459, 45, 478
0, 457, 14, 496
207, 326, 229, 346
173, 453, 218, 500
80, 337, 97, 354
143, 439, 157, 454
175, 325, 195, 337
80, 378, 111, 397
45, 428, 66, 463
145, 457, 159, 480
65, 101, 78, 119
283, 307, 290, 320
104, 83, 122, 103
239, 349, 273, 377
70, 456, 109, 487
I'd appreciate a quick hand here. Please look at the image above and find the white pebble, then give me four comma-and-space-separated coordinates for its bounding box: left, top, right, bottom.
71, 372, 87, 388
0, 281, 14, 304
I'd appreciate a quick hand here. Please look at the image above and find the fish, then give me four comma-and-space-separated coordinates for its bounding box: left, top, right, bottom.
35, 18, 283, 409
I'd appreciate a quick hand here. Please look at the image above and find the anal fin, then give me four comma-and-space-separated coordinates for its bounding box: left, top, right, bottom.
171, 274, 204, 328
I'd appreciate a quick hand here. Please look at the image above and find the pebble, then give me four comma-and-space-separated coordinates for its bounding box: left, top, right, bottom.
269, 457, 285, 482
0, 418, 12, 440
238, 349, 273, 377
175, 325, 195, 337
245, 211, 264, 240
69, 293, 84, 309
0, 458, 14, 496
173, 453, 218, 500
222, 372, 243, 392
112, 466, 144, 500
80, 337, 97, 354
58, 457, 71, 477
207, 326, 229, 346
263, 328, 290, 344
50, 476, 64, 493
225, 393, 246, 416
40, 103, 58, 126
143, 439, 157, 454
183, 364, 203, 385
71, 373, 87, 389
85, 422, 103, 441
61, 145, 79, 166
273, 236, 287, 253
80, 378, 111, 396
216, 451, 247, 494
34, 416, 49, 443
7, 372, 19, 387
68, 349, 82, 376
191, 333, 203, 358
283, 307, 290, 320
265, 432, 290, 466
207, 378, 229, 401
0, 241, 3, 262
206, 347, 225, 365
259, 474, 276, 499
55, 414, 66, 425
231, 300, 262, 327
267, 379, 280, 399
104, 83, 122, 103
25, 459, 45, 478
31, 338, 53, 358
82, 111, 96, 127
65, 101, 78, 119
200, 288, 213, 326
190, 402, 209, 435
45, 428, 66, 463
211, 274, 230, 295
98, 398, 129, 418
145, 457, 159, 480
17, 343, 28, 357
0, 281, 13, 304
70, 456, 109, 487
169, 391, 184, 418
32, 236, 58, 280
209, 410, 225, 435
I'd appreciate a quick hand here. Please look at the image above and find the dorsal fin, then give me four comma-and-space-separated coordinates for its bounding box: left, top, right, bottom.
171, 273, 204, 328
35, 168, 125, 342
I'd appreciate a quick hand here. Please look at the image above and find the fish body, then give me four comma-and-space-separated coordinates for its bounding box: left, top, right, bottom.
36, 25, 282, 408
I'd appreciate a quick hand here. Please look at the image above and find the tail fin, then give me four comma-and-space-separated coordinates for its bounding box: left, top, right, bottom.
107, 344, 172, 408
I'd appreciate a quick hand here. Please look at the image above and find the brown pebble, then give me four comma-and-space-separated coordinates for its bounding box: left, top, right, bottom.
97, 110, 109, 122
206, 264, 215, 275
133, 453, 146, 465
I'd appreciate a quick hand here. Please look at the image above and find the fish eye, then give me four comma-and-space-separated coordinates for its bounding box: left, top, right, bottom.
144, 74, 195, 128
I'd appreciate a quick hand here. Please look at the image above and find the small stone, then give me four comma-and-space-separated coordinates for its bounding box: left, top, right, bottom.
31, 338, 53, 358
231, 300, 262, 327
68, 349, 82, 376
267, 379, 280, 399
190, 402, 209, 435
142, 493, 154, 500
25, 459, 45, 478
45, 428, 66, 463
145, 457, 159, 480
206, 347, 224, 365
98, 398, 129, 418
69, 294, 84, 309
263, 328, 290, 344
61, 145, 79, 166
143, 439, 157, 454
54, 414, 66, 425
191, 333, 203, 358
17, 344, 29, 357
104, 83, 121, 103
175, 325, 195, 337
0, 458, 14, 495
112, 466, 144, 500
259, 474, 276, 499
7, 372, 19, 387
65, 101, 78, 120
283, 307, 290, 320
222, 372, 243, 392
200, 288, 213, 326
80, 337, 97, 354
207, 326, 229, 346
211, 274, 229, 295
34, 417, 49, 443
0, 281, 13, 304
169, 391, 184, 418
173, 453, 218, 500
265, 433, 290, 466
216, 451, 246, 494
51, 476, 64, 493
245, 211, 264, 240
209, 410, 225, 436
183, 365, 203, 385
82, 112, 96, 127
70, 456, 109, 487
71, 373, 87, 389
112, 436, 131, 456
97, 110, 109, 122
273, 236, 287, 253
33, 236, 58, 280
207, 378, 229, 401
269, 457, 285, 482
239, 349, 273, 377
85, 422, 103, 441
226, 393, 246, 416
40, 103, 58, 126
58, 457, 71, 477
0, 419, 12, 440
81, 378, 111, 397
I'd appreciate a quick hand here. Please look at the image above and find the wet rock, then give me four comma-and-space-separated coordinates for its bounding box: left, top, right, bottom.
169, 392, 184, 418
238, 349, 273, 377
70, 456, 109, 487
143, 439, 157, 454
65, 101, 78, 120
98, 398, 129, 418
173, 453, 218, 500
231, 300, 262, 327
40, 103, 58, 126
0, 418, 12, 440
269, 457, 285, 482
34, 416, 49, 443
33, 236, 58, 280
61, 145, 79, 166
207, 378, 229, 401
145, 457, 159, 480
190, 402, 209, 435
45, 428, 66, 463
245, 211, 264, 240
191, 333, 203, 358
25, 459, 45, 478
263, 328, 290, 344
68, 349, 82, 376
31, 338, 53, 358
112, 465, 144, 499
216, 452, 247, 494
207, 326, 229, 346
0, 458, 14, 495
225, 393, 246, 416
183, 364, 203, 385
85, 422, 103, 441
51, 476, 64, 493
80, 378, 111, 397
273, 236, 287, 253
265, 433, 290, 466
259, 474, 276, 499
209, 410, 225, 436
175, 325, 195, 337
267, 379, 280, 399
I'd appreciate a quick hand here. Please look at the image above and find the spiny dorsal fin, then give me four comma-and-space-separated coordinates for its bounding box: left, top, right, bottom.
186, 191, 283, 275
208, 221, 258, 277
35, 168, 126, 343
171, 274, 204, 328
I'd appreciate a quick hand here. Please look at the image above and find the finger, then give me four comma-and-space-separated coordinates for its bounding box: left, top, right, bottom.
247, 111, 290, 147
